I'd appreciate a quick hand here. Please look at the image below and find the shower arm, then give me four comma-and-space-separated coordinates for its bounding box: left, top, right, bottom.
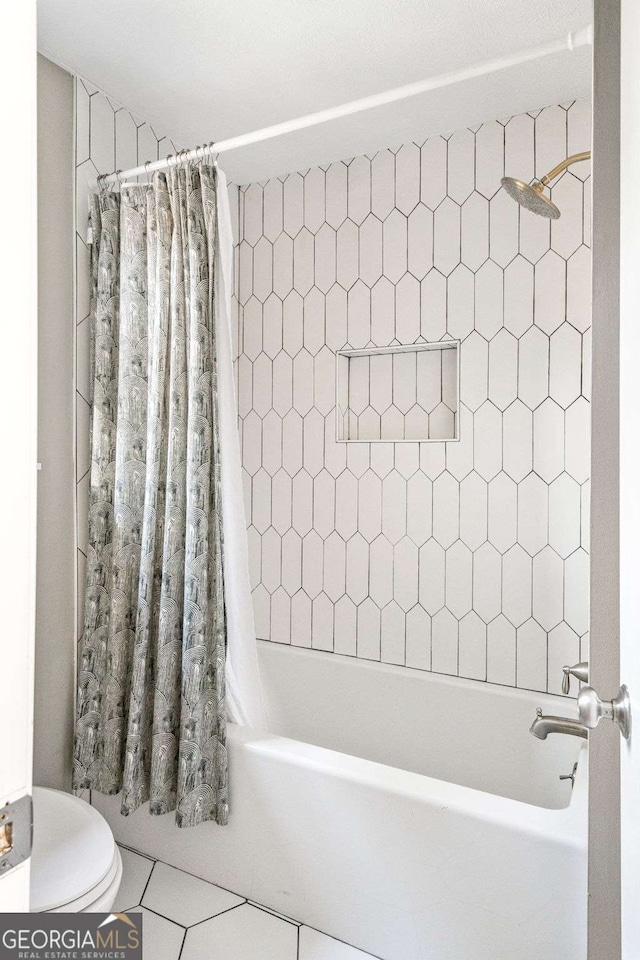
537, 150, 592, 188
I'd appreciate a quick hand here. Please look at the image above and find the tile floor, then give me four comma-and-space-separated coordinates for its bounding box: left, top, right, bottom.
114, 845, 378, 960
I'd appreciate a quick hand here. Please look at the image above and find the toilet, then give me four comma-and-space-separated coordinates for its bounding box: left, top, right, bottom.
30, 787, 122, 913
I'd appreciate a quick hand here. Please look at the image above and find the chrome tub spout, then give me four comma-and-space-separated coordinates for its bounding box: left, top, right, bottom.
529, 708, 588, 740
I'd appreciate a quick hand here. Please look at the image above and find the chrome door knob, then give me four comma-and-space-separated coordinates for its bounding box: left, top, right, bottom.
577, 685, 631, 740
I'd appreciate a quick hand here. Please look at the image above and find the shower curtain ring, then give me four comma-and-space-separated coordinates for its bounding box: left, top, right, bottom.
144, 159, 152, 182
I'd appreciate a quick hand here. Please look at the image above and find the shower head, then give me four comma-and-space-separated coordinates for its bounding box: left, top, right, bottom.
500, 177, 560, 219
500, 150, 591, 219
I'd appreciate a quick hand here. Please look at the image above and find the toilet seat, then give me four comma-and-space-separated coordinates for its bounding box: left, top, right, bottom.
30, 787, 121, 913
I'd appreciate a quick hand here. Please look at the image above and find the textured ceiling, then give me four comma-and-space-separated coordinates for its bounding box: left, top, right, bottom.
38, 0, 592, 183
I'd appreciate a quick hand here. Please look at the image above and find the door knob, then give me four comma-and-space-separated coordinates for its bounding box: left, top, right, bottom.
577, 685, 631, 740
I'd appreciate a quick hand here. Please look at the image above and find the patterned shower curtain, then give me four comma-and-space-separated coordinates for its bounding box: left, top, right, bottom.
73, 164, 229, 828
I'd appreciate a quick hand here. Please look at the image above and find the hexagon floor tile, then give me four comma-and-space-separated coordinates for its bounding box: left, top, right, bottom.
116, 845, 379, 960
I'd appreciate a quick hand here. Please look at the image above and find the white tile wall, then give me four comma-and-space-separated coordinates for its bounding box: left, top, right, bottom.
236, 100, 592, 696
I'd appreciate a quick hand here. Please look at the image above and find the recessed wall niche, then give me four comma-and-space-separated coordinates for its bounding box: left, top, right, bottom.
336, 341, 460, 442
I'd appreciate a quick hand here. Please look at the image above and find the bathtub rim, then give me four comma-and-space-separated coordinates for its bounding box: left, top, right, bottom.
227, 723, 588, 848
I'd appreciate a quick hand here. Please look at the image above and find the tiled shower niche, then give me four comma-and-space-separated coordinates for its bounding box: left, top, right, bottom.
336, 342, 459, 442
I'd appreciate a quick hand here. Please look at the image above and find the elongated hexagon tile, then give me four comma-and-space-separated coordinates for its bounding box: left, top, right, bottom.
312, 592, 334, 650
283, 172, 304, 238
488, 472, 517, 553
459, 611, 487, 680
505, 113, 534, 187
291, 589, 312, 647
407, 472, 433, 546
381, 601, 406, 664
516, 617, 547, 691
432, 472, 459, 548
431, 607, 459, 675
459, 472, 488, 551
445, 541, 473, 618
475, 121, 505, 200
273, 233, 294, 299
408, 203, 433, 279
549, 473, 581, 559
395, 143, 420, 216
263, 177, 283, 242
421, 136, 447, 210
518, 326, 549, 410
475, 260, 504, 340
517, 473, 549, 556
565, 547, 589, 636
533, 398, 565, 483
325, 162, 348, 229
473, 401, 502, 482
472, 542, 502, 624
502, 400, 533, 482
447, 264, 474, 340
334, 595, 357, 656
348, 155, 371, 226
534, 250, 566, 335
405, 605, 432, 671
487, 615, 516, 686
419, 538, 445, 614
381, 472, 407, 543
346, 533, 369, 604
357, 597, 381, 660
447, 129, 475, 204
549, 322, 582, 409
433, 198, 461, 277
461, 192, 489, 272
566, 245, 591, 333
488, 329, 518, 410
502, 544, 532, 627
532, 546, 564, 631
489, 189, 518, 268
369, 534, 394, 608
504, 255, 534, 337
383, 209, 409, 283
551, 173, 584, 259
372, 149, 396, 220
394, 537, 419, 611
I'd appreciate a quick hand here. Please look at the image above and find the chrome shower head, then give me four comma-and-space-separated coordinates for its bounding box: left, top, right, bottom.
500, 177, 560, 219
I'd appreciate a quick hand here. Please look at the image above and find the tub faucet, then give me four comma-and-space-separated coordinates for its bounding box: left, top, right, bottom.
529, 708, 588, 740
562, 661, 589, 695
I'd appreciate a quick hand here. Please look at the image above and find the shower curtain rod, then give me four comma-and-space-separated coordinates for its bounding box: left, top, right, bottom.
89, 24, 592, 191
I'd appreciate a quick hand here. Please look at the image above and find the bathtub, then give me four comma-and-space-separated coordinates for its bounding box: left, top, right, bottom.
94, 641, 587, 960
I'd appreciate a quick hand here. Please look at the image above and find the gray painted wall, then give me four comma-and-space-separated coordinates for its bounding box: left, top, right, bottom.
35, 54, 75, 790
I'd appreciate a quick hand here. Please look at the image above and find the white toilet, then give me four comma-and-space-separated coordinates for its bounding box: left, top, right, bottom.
30, 787, 123, 913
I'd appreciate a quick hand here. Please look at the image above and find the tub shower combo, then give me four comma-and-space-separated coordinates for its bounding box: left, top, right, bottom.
83, 97, 594, 960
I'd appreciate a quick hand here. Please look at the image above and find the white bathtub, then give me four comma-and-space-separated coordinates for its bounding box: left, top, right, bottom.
94, 641, 587, 960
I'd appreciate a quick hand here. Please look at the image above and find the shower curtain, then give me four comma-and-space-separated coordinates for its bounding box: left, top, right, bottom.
73, 163, 265, 828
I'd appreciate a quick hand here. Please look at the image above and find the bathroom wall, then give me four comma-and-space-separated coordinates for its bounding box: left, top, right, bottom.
35, 54, 75, 790
236, 100, 592, 697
